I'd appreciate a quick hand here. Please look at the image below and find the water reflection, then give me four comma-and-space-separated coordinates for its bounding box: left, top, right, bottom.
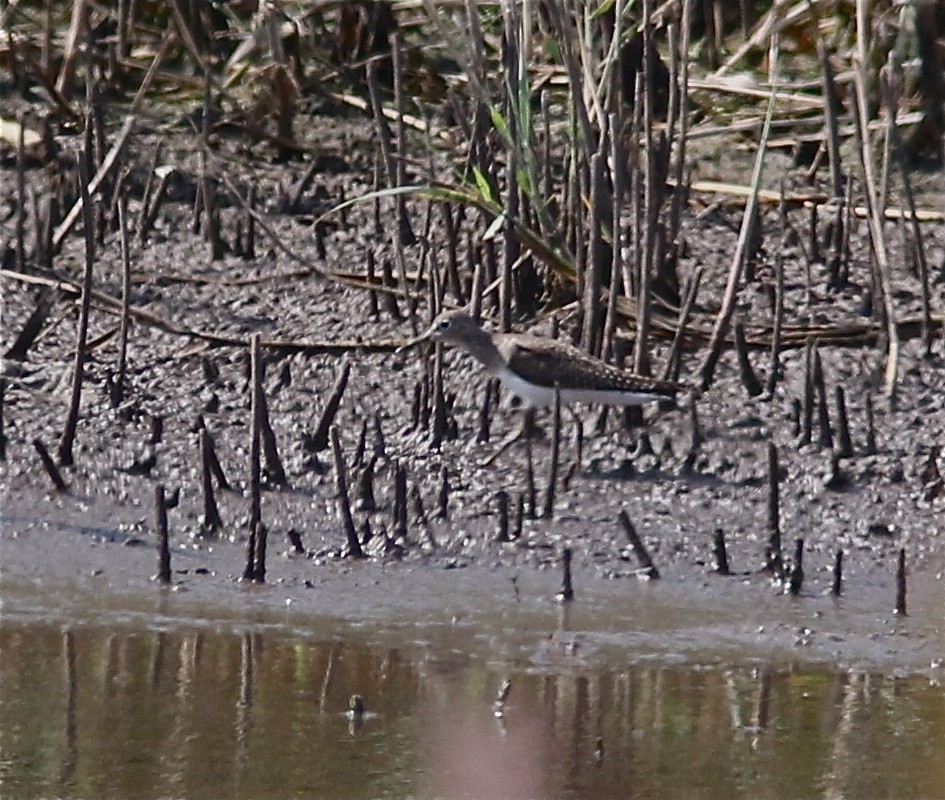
1, 622, 943, 799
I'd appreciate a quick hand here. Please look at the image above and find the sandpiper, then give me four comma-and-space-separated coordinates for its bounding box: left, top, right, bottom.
405, 310, 679, 409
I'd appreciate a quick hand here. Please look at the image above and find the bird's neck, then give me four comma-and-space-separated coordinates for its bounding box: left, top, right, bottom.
455, 328, 506, 374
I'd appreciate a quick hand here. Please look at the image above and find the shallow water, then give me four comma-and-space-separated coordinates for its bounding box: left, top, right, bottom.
2, 614, 944, 800
2, 508, 944, 798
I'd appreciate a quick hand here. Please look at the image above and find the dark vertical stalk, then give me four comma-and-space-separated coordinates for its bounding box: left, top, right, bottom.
437, 466, 449, 519
496, 490, 510, 542
258, 386, 286, 486
390, 32, 415, 247
34, 438, 68, 492
380, 258, 402, 320
200, 428, 223, 533
200, 70, 223, 260
351, 418, 368, 470
813, 349, 833, 449
43, 195, 57, 270
512, 493, 524, 539
372, 412, 387, 461
837, 176, 854, 288
149, 414, 163, 445
371, 153, 383, 235
15, 112, 26, 271
155, 484, 171, 584
634, 0, 658, 375
558, 547, 574, 602
766, 442, 783, 576
734, 323, 762, 396
244, 183, 256, 260
331, 427, 365, 558
356, 456, 377, 512
204, 428, 229, 489
477, 379, 493, 443
668, 0, 693, 258
864, 393, 877, 455
366, 60, 415, 327
253, 521, 267, 583
583, 149, 606, 355
832, 549, 843, 596
661, 267, 703, 382
366, 250, 380, 319
834, 386, 854, 458
0, 379, 5, 462
248, 334, 262, 533
571, 416, 584, 476
543, 388, 561, 519
499, 4, 521, 332
58, 152, 95, 467
765, 247, 785, 397
392, 463, 408, 541
308, 362, 351, 454
800, 338, 815, 446
818, 42, 845, 201
713, 528, 731, 575
117, 0, 130, 60
431, 342, 448, 447
112, 191, 131, 407
819, 43, 847, 285
894, 547, 907, 615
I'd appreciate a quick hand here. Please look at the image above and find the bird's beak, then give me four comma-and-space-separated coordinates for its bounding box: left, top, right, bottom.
395, 326, 433, 354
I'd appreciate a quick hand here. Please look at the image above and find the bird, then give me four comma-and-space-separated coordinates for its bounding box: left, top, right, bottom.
405, 310, 680, 410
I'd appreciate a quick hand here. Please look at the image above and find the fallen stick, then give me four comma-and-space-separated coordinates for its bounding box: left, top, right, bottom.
52, 116, 134, 253
618, 511, 660, 579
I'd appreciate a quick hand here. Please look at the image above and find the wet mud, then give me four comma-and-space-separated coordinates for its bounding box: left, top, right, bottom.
2, 91, 944, 678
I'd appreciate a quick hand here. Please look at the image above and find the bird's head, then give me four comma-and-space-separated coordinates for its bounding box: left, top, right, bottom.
397, 310, 481, 352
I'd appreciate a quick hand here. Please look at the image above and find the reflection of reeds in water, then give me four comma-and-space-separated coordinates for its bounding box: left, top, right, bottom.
2, 625, 943, 798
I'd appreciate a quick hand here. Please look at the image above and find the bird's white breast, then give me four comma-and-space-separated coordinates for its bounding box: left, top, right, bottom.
495, 366, 663, 408
495, 365, 554, 408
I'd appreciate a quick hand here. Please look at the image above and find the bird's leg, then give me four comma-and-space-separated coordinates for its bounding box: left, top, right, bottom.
521, 407, 542, 440
481, 407, 543, 467
568, 409, 584, 474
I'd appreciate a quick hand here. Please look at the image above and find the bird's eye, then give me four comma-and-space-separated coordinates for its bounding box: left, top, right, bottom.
438, 319, 451, 330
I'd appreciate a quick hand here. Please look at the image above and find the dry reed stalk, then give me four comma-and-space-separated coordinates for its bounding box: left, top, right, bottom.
57, 151, 95, 467
113, 191, 131, 407
852, 56, 900, 398
881, 70, 934, 356
668, 0, 694, 258
699, 36, 780, 391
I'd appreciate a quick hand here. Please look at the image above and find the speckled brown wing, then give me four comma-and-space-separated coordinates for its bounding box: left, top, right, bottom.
496, 335, 679, 398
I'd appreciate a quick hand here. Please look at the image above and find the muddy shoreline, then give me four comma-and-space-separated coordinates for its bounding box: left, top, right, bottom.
3, 466, 943, 676
3, 132, 945, 675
